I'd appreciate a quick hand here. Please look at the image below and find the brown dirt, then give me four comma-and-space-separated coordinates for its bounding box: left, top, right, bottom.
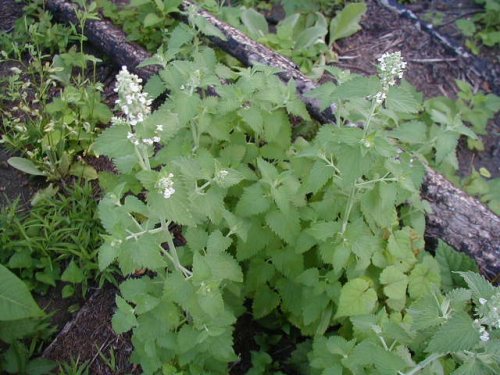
335, 0, 500, 178
1, 0, 499, 374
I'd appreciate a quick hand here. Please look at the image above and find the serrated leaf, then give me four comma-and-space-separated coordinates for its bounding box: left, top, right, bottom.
329, 2, 367, 44
265, 209, 301, 244
256, 157, 279, 183
408, 293, 443, 331
192, 15, 228, 41
197, 288, 224, 318
303, 160, 332, 195
207, 230, 232, 254
94, 125, 137, 173
253, 284, 280, 318
235, 183, 271, 217
408, 255, 441, 299
426, 312, 479, 353
306, 221, 340, 242
380, 265, 408, 302
390, 121, 428, 144
386, 85, 421, 114
112, 296, 137, 334
435, 241, 478, 291
335, 278, 377, 318
456, 271, 496, 300
206, 253, 243, 283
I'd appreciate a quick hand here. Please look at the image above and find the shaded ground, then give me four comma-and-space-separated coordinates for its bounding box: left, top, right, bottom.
334, 0, 500, 177
0, 0, 499, 374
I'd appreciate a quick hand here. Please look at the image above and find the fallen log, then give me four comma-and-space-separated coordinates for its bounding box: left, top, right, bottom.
45, 0, 500, 279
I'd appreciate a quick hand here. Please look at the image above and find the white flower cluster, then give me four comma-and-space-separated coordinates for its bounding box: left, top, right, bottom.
373, 51, 407, 104
157, 173, 175, 199
112, 66, 165, 147
474, 292, 500, 343
113, 66, 152, 126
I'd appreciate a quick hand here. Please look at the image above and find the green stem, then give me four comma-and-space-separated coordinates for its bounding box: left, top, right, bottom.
400, 353, 447, 375
363, 98, 380, 137
340, 183, 357, 235
162, 220, 192, 278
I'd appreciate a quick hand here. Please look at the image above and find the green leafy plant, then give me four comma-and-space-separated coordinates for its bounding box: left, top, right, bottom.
91, 36, 499, 373
0, 182, 113, 297
456, 0, 500, 54
0, 265, 56, 375
0, 1, 111, 181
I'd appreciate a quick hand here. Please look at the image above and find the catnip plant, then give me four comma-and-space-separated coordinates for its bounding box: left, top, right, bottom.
94, 42, 498, 374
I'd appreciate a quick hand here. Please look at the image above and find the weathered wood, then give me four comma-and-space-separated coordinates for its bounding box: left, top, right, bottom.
422, 167, 500, 279
46, 0, 159, 80
45, 0, 500, 279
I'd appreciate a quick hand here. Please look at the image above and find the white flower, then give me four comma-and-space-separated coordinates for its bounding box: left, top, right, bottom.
479, 325, 490, 342
114, 66, 152, 126
479, 298, 488, 305
156, 124, 164, 132
217, 169, 229, 179
377, 51, 406, 90
157, 173, 175, 199
127, 132, 140, 145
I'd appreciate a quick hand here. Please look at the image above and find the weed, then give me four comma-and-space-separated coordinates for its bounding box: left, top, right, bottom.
0, 182, 115, 297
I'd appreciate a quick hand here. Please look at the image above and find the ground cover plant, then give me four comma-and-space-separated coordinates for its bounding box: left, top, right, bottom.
92, 10, 499, 372
0, 0, 499, 373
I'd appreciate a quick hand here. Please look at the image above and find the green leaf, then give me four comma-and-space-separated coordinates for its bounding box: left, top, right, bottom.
295, 26, 327, 50
206, 230, 232, 254
0, 264, 44, 320
265, 209, 301, 244
335, 278, 377, 318
192, 14, 228, 41
144, 12, 162, 28
235, 183, 271, 217
93, 123, 136, 172
456, 271, 496, 300
390, 121, 428, 144
435, 241, 478, 291
240, 8, 268, 38
408, 255, 441, 299
25, 358, 57, 375
380, 265, 408, 310
112, 296, 137, 334
197, 288, 224, 318
7, 157, 45, 176
253, 284, 280, 318
426, 312, 479, 353
98, 242, 118, 271
455, 19, 476, 37
69, 162, 98, 180
61, 260, 84, 283
329, 2, 367, 44
305, 221, 340, 242
386, 84, 421, 114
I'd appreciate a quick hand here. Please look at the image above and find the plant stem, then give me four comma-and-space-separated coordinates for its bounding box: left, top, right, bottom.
400, 353, 447, 375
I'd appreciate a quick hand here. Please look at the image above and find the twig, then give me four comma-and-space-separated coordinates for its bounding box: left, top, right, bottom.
409, 57, 457, 63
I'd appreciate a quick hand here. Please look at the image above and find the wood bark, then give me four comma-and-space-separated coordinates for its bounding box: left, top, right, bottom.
45, 0, 500, 279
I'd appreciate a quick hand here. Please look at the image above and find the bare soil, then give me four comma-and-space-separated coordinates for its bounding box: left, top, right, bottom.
0, 0, 498, 373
